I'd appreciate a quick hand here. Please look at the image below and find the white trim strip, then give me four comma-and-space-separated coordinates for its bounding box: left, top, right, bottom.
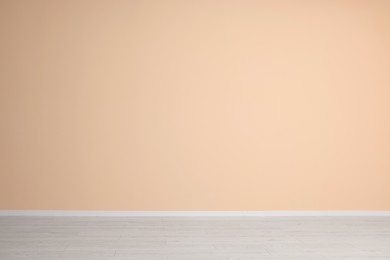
0, 210, 390, 217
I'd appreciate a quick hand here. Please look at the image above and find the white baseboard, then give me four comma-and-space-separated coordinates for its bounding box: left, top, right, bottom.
0, 210, 390, 217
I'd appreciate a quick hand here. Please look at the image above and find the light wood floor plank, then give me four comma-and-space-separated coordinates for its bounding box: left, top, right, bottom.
0, 216, 389, 259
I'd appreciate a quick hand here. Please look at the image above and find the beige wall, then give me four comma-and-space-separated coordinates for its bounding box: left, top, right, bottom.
1, 0, 390, 210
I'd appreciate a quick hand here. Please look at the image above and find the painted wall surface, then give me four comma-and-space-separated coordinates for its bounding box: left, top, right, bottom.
1, 0, 390, 210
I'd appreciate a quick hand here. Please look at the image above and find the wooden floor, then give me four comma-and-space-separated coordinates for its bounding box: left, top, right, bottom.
0, 216, 390, 260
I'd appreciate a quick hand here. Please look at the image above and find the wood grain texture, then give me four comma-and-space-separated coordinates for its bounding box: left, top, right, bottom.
1, 217, 390, 259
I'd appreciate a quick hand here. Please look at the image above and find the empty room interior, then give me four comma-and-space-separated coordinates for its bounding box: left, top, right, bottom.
1, 0, 390, 259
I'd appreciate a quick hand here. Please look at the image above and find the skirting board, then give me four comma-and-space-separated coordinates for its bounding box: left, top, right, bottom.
0, 210, 390, 217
